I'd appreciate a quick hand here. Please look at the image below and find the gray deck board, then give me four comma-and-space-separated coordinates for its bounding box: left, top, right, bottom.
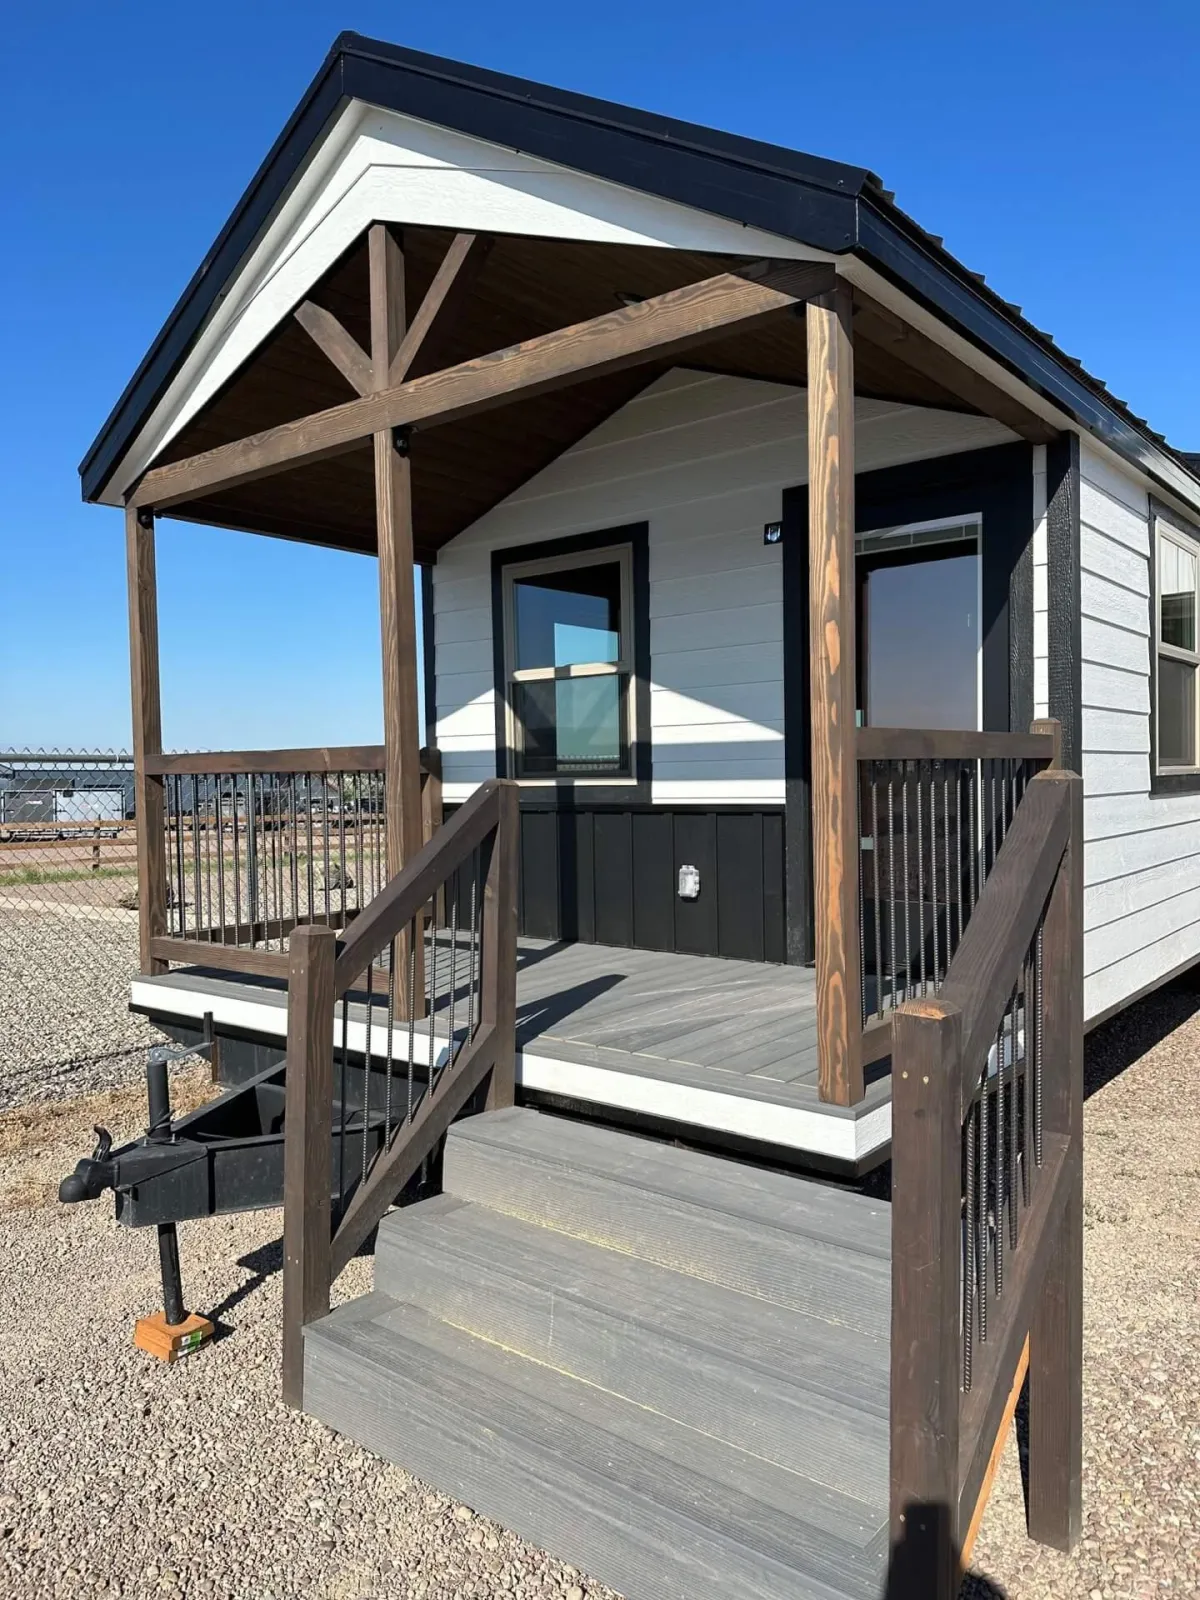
304, 1108, 892, 1600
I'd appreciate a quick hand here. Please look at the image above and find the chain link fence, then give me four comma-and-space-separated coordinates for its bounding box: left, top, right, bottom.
0, 751, 165, 1108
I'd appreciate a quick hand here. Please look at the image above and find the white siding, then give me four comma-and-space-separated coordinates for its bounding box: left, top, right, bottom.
1078, 440, 1200, 1020
434, 370, 1015, 805
108, 105, 828, 504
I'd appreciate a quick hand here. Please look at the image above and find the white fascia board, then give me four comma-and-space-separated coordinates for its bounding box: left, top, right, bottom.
103, 102, 831, 506
129, 975, 889, 1162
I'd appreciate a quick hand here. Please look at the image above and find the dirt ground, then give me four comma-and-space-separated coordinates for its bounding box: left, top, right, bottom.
1, 979, 1197, 1598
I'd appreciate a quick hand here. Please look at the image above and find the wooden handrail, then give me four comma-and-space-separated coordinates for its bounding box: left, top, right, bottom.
937, 772, 1071, 1113
887, 766, 1083, 1590
856, 726, 1057, 761
280, 776, 519, 1409
333, 778, 503, 993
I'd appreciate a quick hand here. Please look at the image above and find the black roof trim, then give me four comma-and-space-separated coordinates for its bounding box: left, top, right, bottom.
80, 32, 1200, 513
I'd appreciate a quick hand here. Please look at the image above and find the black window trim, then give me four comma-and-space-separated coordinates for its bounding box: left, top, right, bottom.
491, 523, 651, 805
1149, 496, 1200, 795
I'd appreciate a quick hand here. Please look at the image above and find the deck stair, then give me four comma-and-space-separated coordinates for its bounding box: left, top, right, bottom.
303, 1106, 893, 1600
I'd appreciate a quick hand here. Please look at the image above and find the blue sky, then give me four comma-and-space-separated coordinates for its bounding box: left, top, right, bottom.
1, 1, 1197, 752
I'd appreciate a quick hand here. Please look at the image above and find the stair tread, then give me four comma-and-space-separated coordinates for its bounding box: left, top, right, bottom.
306, 1292, 888, 1600
443, 1111, 890, 1333
449, 1108, 890, 1254
376, 1194, 888, 1500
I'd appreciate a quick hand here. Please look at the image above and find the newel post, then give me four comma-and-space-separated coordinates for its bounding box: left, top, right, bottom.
1027, 768, 1084, 1549
281, 922, 336, 1409
889, 998, 964, 1598
482, 781, 520, 1111
125, 504, 168, 975
807, 280, 864, 1107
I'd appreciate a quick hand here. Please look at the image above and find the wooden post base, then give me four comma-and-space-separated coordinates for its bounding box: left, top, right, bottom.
134, 1311, 214, 1363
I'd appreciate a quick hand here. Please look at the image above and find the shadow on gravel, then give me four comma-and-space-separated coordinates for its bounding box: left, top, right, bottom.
1082, 968, 1200, 1101
205, 1238, 282, 1335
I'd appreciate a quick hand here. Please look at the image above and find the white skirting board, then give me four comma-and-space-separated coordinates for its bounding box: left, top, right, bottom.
130, 977, 891, 1165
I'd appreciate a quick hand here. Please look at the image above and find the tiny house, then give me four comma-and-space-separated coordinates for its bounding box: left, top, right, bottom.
76, 32, 1198, 1597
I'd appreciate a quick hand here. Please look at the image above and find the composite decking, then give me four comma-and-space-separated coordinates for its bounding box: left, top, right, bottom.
305, 1106, 894, 1600
131, 936, 892, 1164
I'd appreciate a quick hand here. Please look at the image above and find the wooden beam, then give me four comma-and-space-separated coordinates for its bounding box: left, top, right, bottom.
126, 506, 167, 975
807, 282, 864, 1106
294, 300, 373, 396
133, 261, 836, 510
389, 231, 492, 386
852, 292, 1058, 444
369, 226, 425, 980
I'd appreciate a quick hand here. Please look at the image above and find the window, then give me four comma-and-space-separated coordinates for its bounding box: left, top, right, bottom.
502, 545, 634, 780
1157, 522, 1200, 770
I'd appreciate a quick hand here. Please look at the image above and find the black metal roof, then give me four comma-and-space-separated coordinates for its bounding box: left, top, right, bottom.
79, 31, 1200, 511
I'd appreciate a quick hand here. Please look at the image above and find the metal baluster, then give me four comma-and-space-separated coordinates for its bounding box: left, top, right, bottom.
979, 1055, 989, 1343
362, 962, 374, 1185
871, 770, 883, 1020
941, 765, 950, 979
1009, 981, 1020, 1248
337, 773, 348, 925
929, 763, 940, 989
448, 892, 460, 1065
994, 1022, 1004, 1298
969, 762, 978, 912
887, 773, 897, 1012
916, 763, 927, 997
954, 764, 964, 953
1034, 921, 1045, 1167
901, 765, 912, 1004
215, 780, 227, 943
231, 775, 243, 942
407, 920, 418, 1122
322, 776, 332, 926
1022, 941, 1034, 1207
305, 774, 316, 924
468, 853, 479, 1037
384, 937, 397, 1149
428, 896, 440, 1087
964, 1103, 977, 1390
337, 994, 349, 1211
191, 781, 202, 938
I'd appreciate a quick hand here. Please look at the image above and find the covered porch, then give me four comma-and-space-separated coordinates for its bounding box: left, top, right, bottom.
113, 208, 1062, 1123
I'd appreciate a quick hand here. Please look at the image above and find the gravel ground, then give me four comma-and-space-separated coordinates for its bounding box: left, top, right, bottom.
1, 981, 1197, 1598
0, 907, 164, 1111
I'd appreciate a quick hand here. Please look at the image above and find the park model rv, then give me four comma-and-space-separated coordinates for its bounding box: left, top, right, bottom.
76, 32, 1200, 1599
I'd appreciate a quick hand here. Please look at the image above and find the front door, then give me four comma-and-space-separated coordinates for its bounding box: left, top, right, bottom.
856, 520, 981, 730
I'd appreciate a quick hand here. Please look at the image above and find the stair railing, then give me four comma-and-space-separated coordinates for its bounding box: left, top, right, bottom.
280, 777, 519, 1407
888, 765, 1083, 1595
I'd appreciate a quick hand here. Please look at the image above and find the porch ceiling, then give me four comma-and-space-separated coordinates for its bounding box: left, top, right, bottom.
154, 227, 984, 559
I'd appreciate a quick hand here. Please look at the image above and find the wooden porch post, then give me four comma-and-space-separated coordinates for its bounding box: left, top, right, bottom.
125, 504, 167, 975
807, 281, 864, 1106
1027, 768, 1084, 1549
370, 223, 425, 886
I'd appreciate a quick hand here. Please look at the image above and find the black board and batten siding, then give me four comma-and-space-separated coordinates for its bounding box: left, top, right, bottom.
514, 804, 785, 962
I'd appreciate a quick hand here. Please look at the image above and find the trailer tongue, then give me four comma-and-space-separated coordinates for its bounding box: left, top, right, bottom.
58, 1040, 388, 1360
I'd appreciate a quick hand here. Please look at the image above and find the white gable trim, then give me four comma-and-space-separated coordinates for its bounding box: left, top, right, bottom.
102, 102, 830, 506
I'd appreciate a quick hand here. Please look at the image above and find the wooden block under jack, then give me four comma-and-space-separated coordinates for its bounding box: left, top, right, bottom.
134, 1311, 214, 1363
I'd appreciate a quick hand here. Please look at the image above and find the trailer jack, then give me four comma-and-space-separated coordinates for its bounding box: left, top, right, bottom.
59, 1044, 214, 1362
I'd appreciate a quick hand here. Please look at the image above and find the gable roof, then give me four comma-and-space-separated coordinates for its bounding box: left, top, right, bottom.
80, 31, 1200, 515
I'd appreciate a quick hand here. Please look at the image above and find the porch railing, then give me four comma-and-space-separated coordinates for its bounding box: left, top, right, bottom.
141, 746, 442, 977
279, 776, 519, 1407
854, 722, 1059, 1076
888, 765, 1082, 1591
